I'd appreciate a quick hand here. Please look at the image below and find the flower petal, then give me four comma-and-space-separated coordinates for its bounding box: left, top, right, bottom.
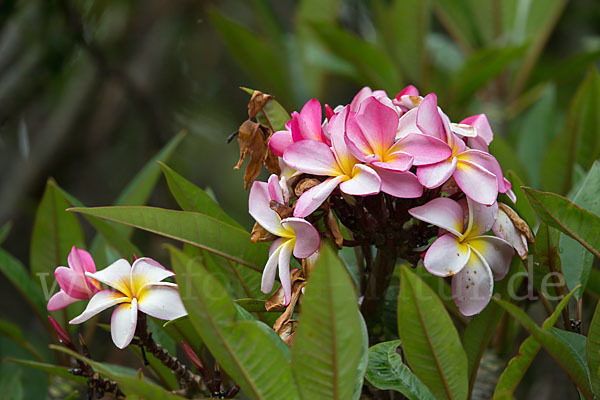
424, 234, 470, 276
283, 140, 340, 176
261, 239, 285, 294
492, 206, 528, 258
130, 258, 174, 295
298, 98, 323, 140
408, 197, 465, 237
267, 174, 285, 204
268, 130, 293, 157
111, 299, 138, 349
68, 247, 96, 274
278, 240, 294, 305
373, 151, 413, 172
416, 93, 446, 140
465, 198, 498, 237
375, 168, 423, 198
458, 149, 507, 192
390, 133, 452, 166
417, 158, 457, 188
468, 236, 514, 280
294, 176, 346, 218
280, 218, 320, 258
70, 290, 130, 324
329, 107, 360, 173
137, 282, 187, 320
249, 180, 287, 236
86, 259, 133, 297
350, 87, 374, 112
339, 164, 381, 196
396, 108, 418, 139
55, 266, 93, 300
396, 85, 419, 98
47, 290, 79, 311
451, 252, 494, 316
355, 96, 398, 152
345, 110, 373, 161
454, 159, 498, 205
461, 114, 493, 145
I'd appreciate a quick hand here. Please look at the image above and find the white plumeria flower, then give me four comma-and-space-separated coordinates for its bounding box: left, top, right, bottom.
70, 257, 187, 349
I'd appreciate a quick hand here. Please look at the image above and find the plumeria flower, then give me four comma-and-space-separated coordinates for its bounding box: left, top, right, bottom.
70, 258, 187, 349
414, 94, 510, 205
249, 175, 320, 304
409, 197, 514, 315
47, 247, 102, 311
284, 106, 383, 217
269, 98, 330, 157
453, 114, 494, 151
393, 85, 422, 114
345, 96, 451, 173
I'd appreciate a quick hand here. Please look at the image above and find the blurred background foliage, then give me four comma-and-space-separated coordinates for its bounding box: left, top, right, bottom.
0, 0, 599, 398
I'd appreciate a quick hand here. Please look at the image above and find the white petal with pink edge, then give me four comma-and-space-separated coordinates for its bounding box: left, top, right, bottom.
130, 258, 174, 294
85, 259, 132, 297
451, 252, 494, 316
111, 299, 138, 349
468, 236, 514, 280
280, 217, 320, 259
137, 282, 187, 320
293, 176, 346, 218
283, 140, 340, 176
417, 157, 457, 188
339, 164, 381, 196
261, 239, 285, 294
408, 197, 465, 237
454, 160, 498, 206
70, 290, 130, 324
376, 168, 423, 198
465, 198, 498, 237
424, 234, 470, 277
249, 181, 287, 237
278, 240, 294, 306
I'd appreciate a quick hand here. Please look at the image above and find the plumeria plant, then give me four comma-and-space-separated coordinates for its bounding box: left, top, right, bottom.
2, 79, 600, 400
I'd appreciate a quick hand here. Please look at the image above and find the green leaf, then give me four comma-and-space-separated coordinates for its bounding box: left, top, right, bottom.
162, 316, 203, 352
501, 171, 537, 227
0, 319, 43, 361
541, 68, 600, 194
129, 346, 178, 391
241, 87, 291, 132
397, 266, 468, 400
169, 246, 299, 400
560, 161, 600, 297
30, 178, 85, 286
493, 284, 579, 397
587, 300, 600, 396
353, 315, 369, 400
91, 132, 185, 263
291, 245, 363, 400
432, 0, 482, 50
0, 248, 47, 320
489, 136, 530, 184
50, 346, 184, 399
7, 358, 86, 385
493, 296, 594, 399
235, 298, 267, 313
551, 328, 590, 380
209, 9, 291, 104
365, 340, 436, 400
0, 366, 23, 400
523, 187, 600, 260
70, 206, 269, 272
0, 221, 11, 245
309, 22, 401, 91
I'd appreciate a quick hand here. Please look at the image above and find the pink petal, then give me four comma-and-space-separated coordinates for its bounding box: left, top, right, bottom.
70, 290, 129, 324
299, 98, 323, 139
345, 111, 373, 161
130, 258, 174, 294
267, 174, 284, 204
424, 233, 470, 276
466, 198, 498, 237
461, 114, 493, 145
137, 282, 187, 320
268, 130, 293, 157
281, 218, 320, 258
329, 108, 360, 173
55, 267, 92, 300
339, 164, 381, 196
293, 176, 346, 218
249, 180, 287, 236
111, 299, 138, 349
408, 197, 465, 237
350, 87, 374, 112
325, 104, 335, 120
261, 239, 285, 293
375, 168, 423, 198
47, 290, 80, 311
372, 151, 413, 172
396, 85, 419, 98
396, 108, 418, 139
355, 96, 398, 152
417, 158, 457, 188
283, 140, 340, 176
468, 236, 514, 280
451, 252, 494, 316
68, 247, 96, 274
454, 160, 498, 206
86, 259, 133, 298
468, 136, 489, 152
278, 240, 294, 305
390, 133, 452, 166
459, 149, 507, 192
416, 93, 445, 140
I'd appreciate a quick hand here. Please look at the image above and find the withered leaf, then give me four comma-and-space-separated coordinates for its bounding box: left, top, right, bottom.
326, 210, 344, 249
294, 177, 321, 198
499, 202, 534, 242
250, 222, 278, 243
234, 120, 271, 189
270, 200, 293, 220
247, 90, 273, 120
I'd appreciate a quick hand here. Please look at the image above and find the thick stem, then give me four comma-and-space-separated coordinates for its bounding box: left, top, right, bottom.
360, 247, 397, 316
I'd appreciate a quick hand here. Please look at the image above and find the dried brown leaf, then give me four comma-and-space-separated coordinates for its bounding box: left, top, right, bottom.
250, 222, 278, 243
294, 178, 321, 198
326, 210, 344, 249
499, 202, 534, 242
234, 120, 270, 189
247, 90, 273, 120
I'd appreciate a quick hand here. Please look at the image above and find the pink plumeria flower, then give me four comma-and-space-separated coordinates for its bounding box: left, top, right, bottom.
393, 85, 422, 114
409, 197, 514, 315
345, 96, 452, 173
452, 114, 494, 151
284, 106, 383, 217
415, 94, 509, 205
269, 98, 331, 157
70, 258, 187, 349
249, 175, 320, 305
47, 247, 102, 311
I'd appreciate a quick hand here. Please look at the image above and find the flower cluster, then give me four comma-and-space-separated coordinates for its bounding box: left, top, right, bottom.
48, 247, 187, 348
248, 86, 531, 315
